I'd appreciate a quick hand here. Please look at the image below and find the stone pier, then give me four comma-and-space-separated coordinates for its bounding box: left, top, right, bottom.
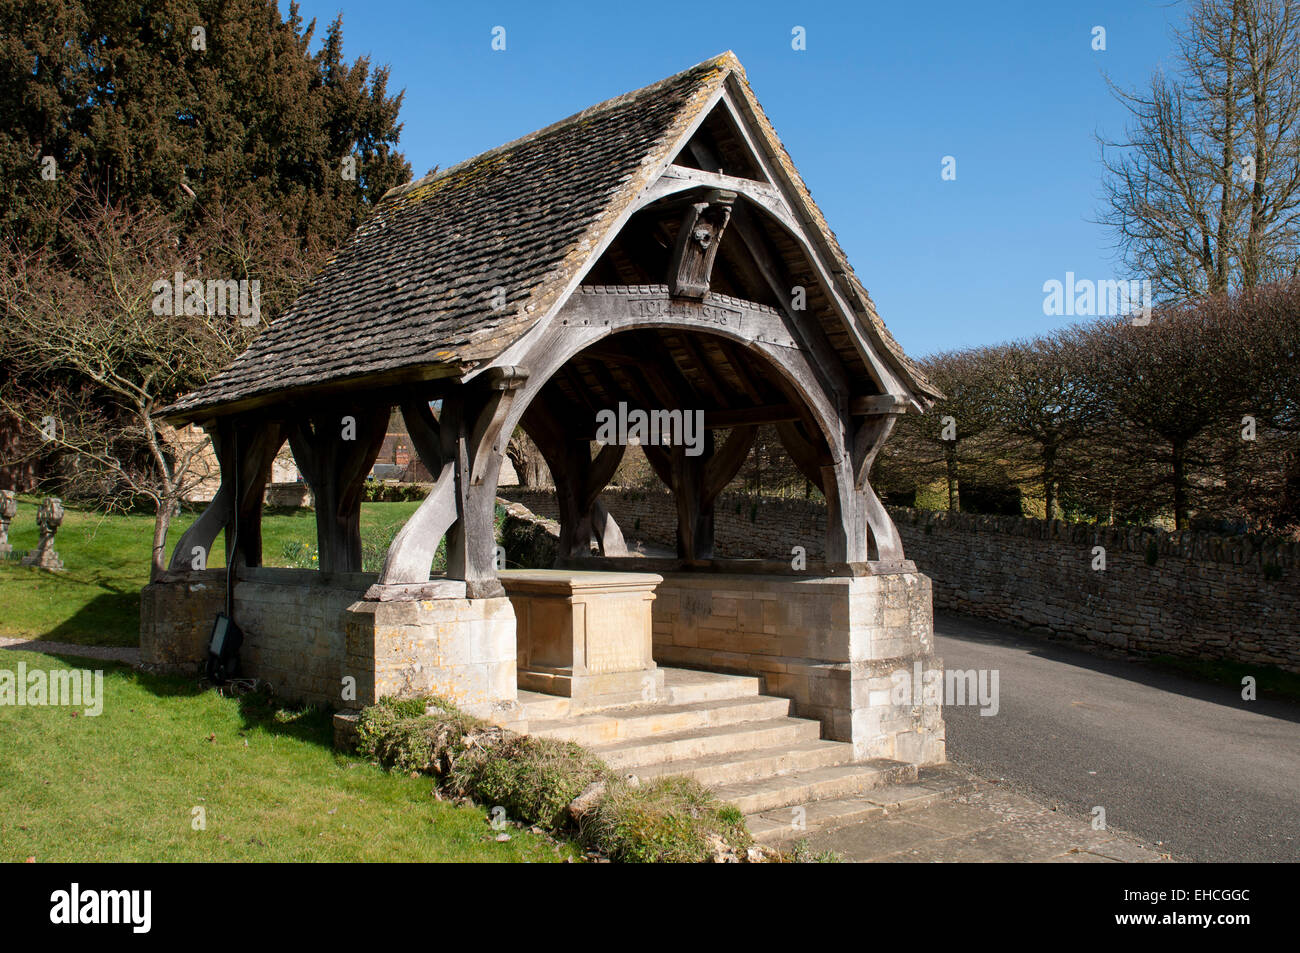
651, 568, 944, 763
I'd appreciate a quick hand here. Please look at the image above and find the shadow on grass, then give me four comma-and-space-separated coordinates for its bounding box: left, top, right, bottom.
40, 589, 142, 645
21, 644, 337, 749
129, 665, 208, 699
234, 689, 337, 748
117, 655, 337, 745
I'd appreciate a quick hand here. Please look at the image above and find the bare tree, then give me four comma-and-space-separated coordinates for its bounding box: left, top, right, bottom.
1100, 0, 1300, 299
1071, 299, 1256, 529
888, 349, 1004, 512
505, 427, 550, 488
0, 192, 316, 575
1211, 279, 1300, 530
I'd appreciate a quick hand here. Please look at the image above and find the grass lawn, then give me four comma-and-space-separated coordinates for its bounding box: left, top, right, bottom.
0, 649, 572, 862
0, 495, 420, 647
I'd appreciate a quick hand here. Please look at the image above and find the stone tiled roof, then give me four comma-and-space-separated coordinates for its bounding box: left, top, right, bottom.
165, 52, 936, 421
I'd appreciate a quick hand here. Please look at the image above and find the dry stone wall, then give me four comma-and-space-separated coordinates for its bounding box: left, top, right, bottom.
502, 487, 828, 559
892, 509, 1300, 674
499, 488, 1300, 673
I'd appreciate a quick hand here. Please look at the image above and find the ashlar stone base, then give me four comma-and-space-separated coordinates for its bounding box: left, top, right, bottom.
651, 567, 945, 764
140, 569, 519, 720
20, 547, 64, 570
142, 564, 945, 767
342, 596, 519, 722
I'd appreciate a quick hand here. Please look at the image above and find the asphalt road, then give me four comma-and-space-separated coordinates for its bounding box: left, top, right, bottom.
934, 612, 1300, 862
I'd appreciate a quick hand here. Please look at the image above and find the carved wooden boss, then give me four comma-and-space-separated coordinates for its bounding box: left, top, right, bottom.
669, 189, 735, 298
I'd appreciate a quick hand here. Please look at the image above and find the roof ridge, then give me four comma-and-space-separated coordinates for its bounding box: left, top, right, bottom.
383, 52, 740, 204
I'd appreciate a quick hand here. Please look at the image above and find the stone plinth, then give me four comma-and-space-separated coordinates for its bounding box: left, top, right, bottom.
343, 595, 520, 722
19, 548, 63, 570
651, 567, 945, 764
502, 569, 664, 703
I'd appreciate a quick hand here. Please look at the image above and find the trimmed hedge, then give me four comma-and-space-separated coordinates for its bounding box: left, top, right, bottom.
362, 482, 431, 503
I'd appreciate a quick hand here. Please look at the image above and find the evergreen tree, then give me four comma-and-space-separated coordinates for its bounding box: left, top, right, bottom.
0, 0, 410, 245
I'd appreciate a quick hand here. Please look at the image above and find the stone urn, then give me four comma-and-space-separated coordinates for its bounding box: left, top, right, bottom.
0, 490, 15, 555
21, 496, 65, 570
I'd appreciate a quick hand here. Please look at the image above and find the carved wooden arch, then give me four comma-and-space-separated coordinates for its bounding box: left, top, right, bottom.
511, 292, 847, 454
375, 152, 917, 580
375, 369, 525, 597
630, 173, 910, 401
484, 294, 885, 563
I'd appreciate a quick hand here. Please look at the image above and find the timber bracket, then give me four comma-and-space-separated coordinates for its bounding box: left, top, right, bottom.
667, 189, 736, 298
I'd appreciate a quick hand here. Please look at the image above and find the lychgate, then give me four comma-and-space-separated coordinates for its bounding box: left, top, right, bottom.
145, 52, 946, 766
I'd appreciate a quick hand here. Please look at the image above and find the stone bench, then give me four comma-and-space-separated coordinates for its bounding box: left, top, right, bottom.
500, 569, 664, 704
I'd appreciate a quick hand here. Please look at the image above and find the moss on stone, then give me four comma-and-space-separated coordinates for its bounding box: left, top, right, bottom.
578, 775, 753, 863
452, 734, 610, 829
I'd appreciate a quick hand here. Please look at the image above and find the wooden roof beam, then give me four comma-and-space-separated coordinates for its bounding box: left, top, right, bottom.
642, 164, 786, 218
728, 202, 852, 401
675, 334, 733, 410
632, 330, 705, 408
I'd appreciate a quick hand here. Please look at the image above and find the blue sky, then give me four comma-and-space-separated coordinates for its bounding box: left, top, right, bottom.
282, 0, 1182, 357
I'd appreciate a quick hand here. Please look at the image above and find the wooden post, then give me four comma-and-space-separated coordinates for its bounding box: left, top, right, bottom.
523, 391, 628, 561
227, 421, 282, 569
669, 436, 712, 560
852, 413, 906, 562
375, 397, 458, 588
170, 416, 282, 572
288, 405, 388, 573
647, 425, 754, 562
444, 368, 527, 598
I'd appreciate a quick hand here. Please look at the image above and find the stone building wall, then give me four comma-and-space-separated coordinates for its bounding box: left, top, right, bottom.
499, 488, 1300, 673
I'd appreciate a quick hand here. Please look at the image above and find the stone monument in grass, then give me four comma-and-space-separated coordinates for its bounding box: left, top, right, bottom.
21, 497, 64, 571
0, 490, 16, 557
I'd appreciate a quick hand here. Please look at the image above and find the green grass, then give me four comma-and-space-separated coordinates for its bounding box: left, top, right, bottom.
0, 496, 420, 647
0, 650, 573, 862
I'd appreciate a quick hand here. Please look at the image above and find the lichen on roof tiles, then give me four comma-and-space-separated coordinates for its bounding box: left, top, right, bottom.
164, 50, 937, 421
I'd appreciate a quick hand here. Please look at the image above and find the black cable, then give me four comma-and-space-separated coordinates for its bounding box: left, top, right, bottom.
226, 427, 238, 621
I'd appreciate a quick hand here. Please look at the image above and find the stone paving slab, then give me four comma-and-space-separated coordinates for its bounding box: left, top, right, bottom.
787, 777, 1174, 863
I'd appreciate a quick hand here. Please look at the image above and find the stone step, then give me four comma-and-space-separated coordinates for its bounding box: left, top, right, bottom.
713, 758, 917, 815
744, 765, 982, 844
528, 694, 791, 746
625, 738, 854, 787
592, 717, 823, 770
515, 690, 573, 721
660, 668, 764, 705
516, 669, 762, 722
